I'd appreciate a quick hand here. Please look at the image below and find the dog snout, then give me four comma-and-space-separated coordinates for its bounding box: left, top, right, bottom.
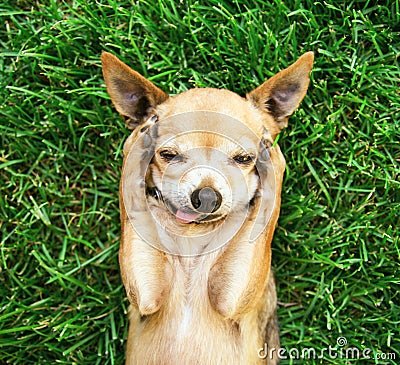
191, 187, 222, 214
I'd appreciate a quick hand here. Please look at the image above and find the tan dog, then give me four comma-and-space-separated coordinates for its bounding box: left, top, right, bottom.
102, 51, 313, 365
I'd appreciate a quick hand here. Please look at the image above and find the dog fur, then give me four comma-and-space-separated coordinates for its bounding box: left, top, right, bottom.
102, 51, 313, 365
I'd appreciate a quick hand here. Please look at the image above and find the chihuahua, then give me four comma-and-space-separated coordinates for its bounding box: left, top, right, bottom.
102, 51, 313, 364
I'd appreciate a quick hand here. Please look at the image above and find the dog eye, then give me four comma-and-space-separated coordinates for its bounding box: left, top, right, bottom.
159, 149, 182, 162
232, 153, 254, 165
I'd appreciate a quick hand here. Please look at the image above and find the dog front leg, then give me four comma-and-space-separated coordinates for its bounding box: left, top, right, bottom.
208, 144, 285, 319
120, 216, 172, 315
120, 119, 172, 315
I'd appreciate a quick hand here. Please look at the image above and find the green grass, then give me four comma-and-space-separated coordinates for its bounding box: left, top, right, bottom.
1, 1, 398, 364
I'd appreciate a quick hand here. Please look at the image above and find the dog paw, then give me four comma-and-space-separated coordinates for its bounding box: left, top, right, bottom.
208, 265, 251, 319
121, 240, 173, 316
122, 115, 160, 213
138, 294, 164, 315
255, 129, 273, 173
126, 285, 164, 315
138, 115, 159, 176
255, 129, 285, 189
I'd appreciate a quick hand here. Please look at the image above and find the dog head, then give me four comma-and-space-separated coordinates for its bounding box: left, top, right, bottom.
102, 52, 313, 227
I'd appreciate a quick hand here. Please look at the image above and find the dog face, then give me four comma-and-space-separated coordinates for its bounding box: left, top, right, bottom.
102, 52, 313, 229
149, 112, 260, 224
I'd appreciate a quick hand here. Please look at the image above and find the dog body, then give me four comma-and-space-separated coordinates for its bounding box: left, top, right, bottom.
102, 52, 313, 364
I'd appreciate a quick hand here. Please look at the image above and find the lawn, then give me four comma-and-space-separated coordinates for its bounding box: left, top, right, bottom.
1, 1, 399, 364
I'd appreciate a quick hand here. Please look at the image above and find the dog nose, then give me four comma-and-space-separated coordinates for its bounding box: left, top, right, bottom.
191, 187, 222, 214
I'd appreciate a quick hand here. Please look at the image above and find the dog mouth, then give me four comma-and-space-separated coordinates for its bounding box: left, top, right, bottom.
146, 186, 222, 224
174, 207, 203, 224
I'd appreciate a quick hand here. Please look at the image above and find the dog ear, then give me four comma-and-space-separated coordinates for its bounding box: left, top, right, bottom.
247, 52, 314, 132
101, 52, 169, 129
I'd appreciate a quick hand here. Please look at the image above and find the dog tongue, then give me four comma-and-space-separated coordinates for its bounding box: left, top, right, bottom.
176, 209, 201, 224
